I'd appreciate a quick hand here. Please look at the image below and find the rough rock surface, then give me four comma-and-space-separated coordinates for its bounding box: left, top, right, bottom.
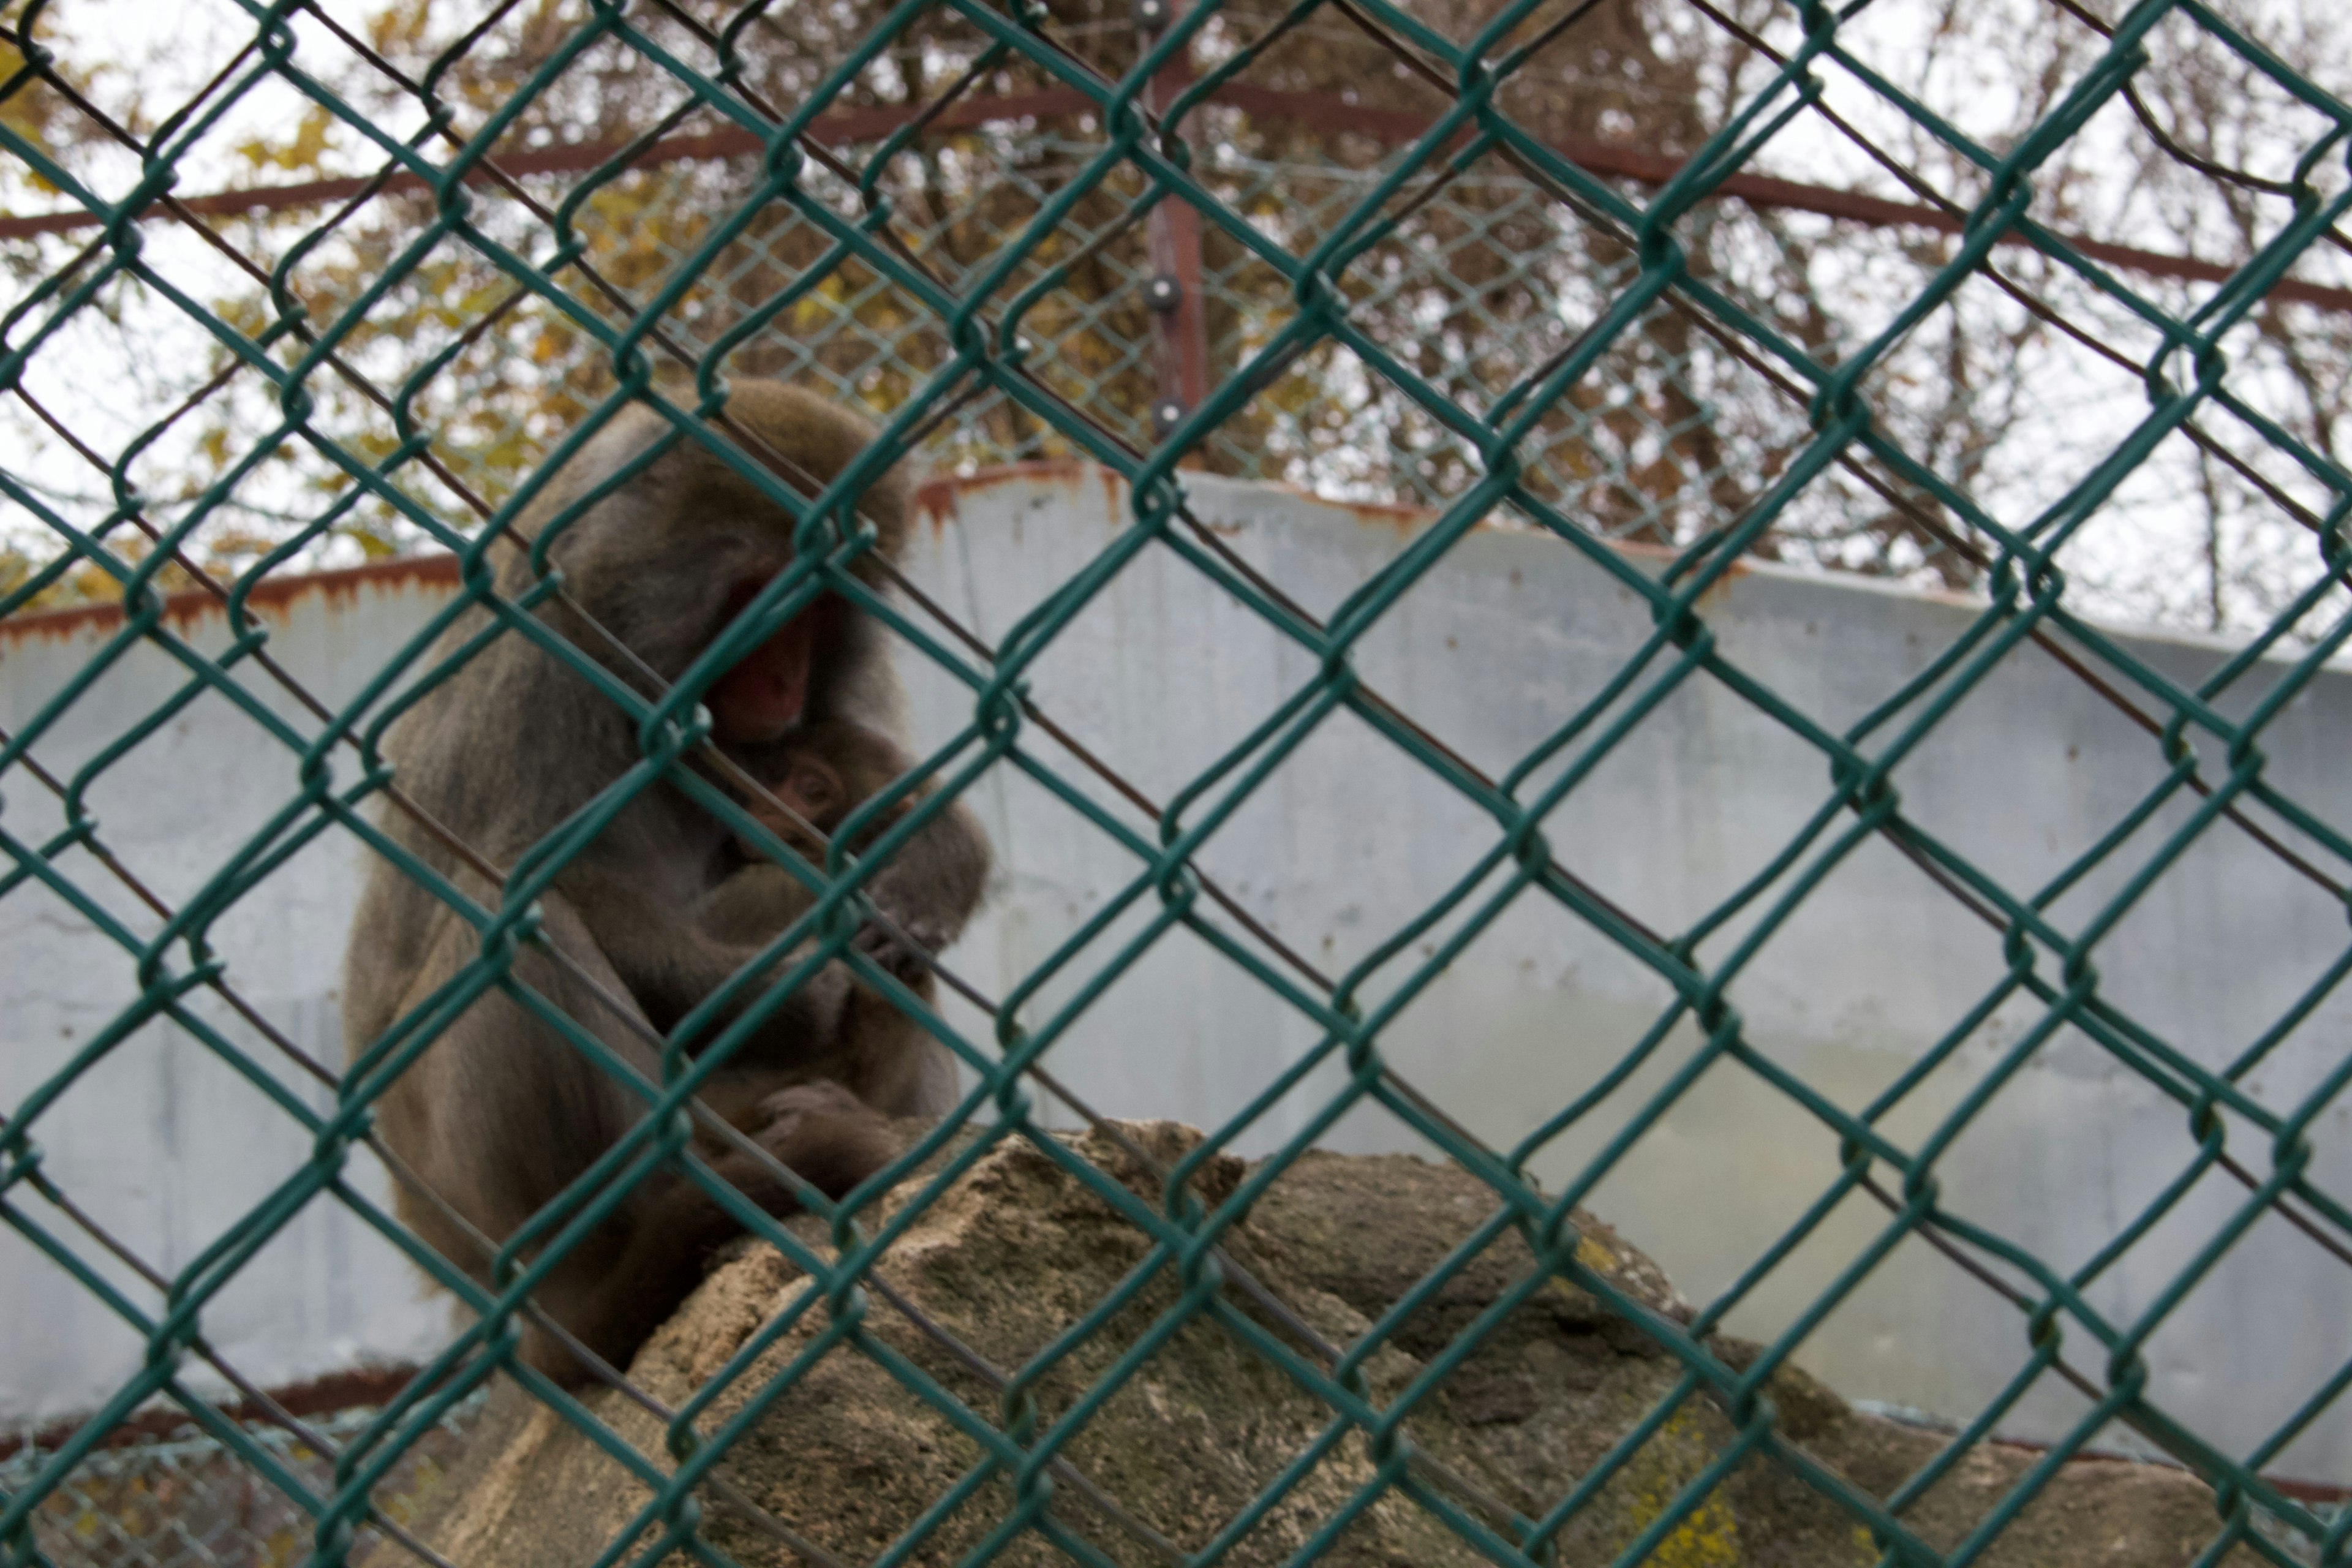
409, 1123, 2253, 1567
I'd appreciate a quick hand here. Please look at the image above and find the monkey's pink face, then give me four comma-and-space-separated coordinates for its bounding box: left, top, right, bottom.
706, 583, 844, 742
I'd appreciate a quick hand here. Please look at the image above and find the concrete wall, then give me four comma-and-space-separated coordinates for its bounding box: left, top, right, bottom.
0, 561, 466, 1424
6, 467, 2348, 1483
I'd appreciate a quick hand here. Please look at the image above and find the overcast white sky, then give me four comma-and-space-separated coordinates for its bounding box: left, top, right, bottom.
7, 0, 2350, 639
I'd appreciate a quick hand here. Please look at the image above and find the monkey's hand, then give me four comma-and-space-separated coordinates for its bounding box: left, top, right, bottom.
835, 788, 989, 991
851, 902, 950, 989
742, 1080, 903, 1203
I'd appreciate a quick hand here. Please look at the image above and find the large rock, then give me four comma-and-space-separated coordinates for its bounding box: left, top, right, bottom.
412, 1123, 2253, 1567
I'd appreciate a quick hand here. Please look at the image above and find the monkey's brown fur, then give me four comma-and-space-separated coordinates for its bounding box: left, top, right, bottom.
699, 720, 968, 1119
342, 383, 990, 1382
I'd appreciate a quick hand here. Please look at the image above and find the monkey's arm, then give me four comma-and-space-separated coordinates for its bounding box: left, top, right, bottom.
850, 788, 992, 970
695, 796, 987, 977
691, 858, 821, 946
559, 857, 853, 1044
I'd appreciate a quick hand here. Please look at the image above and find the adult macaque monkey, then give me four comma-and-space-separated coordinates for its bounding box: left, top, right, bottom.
341, 382, 990, 1382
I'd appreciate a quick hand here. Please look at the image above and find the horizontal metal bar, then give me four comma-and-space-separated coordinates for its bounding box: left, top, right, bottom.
0, 88, 1095, 239
4, 85, 2343, 313
0, 1363, 430, 1463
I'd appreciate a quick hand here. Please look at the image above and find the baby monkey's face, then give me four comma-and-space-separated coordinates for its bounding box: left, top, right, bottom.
735, 722, 914, 860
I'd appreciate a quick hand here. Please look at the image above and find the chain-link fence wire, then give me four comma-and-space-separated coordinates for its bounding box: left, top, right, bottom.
4, 0, 2350, 630
13, 124, 1828, 592
4, 0, 2352, 1564
1, 1394, 484, 1568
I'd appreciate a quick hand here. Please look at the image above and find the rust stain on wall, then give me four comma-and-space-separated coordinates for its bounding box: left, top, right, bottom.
913, 462, 1444, 538
914, 461, 1101, 533
1322, 492, 1442, 534
0, 555, 464, 649
2, 468, 1750, 654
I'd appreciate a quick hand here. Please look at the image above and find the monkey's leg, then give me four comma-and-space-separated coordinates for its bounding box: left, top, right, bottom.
363, 895, 870, 1384
545, 1086, 903, 1382
521, 895, 901, 1381
363, 899, 653, 1350
529, 1081, 903, 1382
836, 987, 960, 1117
712, 780, 989, 1118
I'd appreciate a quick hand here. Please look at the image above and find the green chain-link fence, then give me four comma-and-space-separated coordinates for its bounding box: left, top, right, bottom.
3, 1394, 484, 1568
5, 0, 2352, 1564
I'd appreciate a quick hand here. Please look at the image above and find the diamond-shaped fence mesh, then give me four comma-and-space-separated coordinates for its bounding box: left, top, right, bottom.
4, 0, 2352, 1564
2, 1394, 484, 1568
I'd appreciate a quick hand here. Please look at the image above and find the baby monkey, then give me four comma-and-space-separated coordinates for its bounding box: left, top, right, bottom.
698, 721, 974, 1118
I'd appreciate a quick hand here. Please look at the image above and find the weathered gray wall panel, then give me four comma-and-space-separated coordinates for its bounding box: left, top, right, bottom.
6, 467, 2346, 1480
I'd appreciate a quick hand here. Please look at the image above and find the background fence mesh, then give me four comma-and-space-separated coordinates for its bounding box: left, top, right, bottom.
5, 0, 2352, 1563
